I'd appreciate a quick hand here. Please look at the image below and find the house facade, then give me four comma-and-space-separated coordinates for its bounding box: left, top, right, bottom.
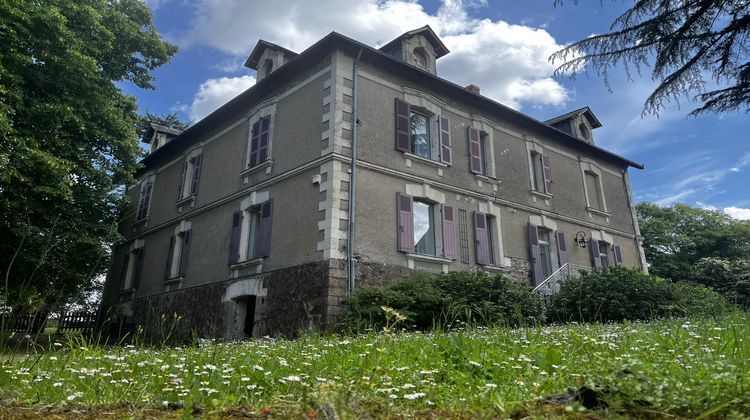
101, 27, 646, 339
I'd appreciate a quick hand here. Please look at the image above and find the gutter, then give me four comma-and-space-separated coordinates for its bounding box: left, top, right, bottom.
347, 48, 363, 294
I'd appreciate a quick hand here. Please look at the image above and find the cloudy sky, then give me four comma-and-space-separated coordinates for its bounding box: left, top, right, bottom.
127, 0, 750, 219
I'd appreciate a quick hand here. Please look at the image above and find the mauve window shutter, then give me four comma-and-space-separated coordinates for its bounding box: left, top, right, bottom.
556, 231, 569, 266
190, 154, 203, 196
178, 161, 187, 200
528, 223, 543, 286
474, 212, 490, 265
613, 244, 624, 267
178, 230, 191, 277
258, 117, 270, 164
441, 204, 456, 259
228, 211, 243, 265
249, 121, 260, 168
542, 154, 554, 195
119, 253, 130, 289
257, 199, 274, 258
394, 98, 411, 152
589, 239, 602, 268
165, 235, 175, 279
468, 127, 482, 174
132, 247, 145, 289
439, 116, 452, 165
396, 192, 414, 252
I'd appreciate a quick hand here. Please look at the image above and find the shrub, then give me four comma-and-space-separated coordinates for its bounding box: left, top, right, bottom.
548, 267, 674, 323
548, 267, 732, 323
691, 257, 750, 307
669, 282, 730, 317
339, 271, 543, 332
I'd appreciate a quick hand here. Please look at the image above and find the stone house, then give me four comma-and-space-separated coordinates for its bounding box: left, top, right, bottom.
100, 26, 646, 339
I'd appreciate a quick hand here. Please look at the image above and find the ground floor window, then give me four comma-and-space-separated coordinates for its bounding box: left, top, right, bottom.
413, 200, 436, 255
537, 229, 554, 278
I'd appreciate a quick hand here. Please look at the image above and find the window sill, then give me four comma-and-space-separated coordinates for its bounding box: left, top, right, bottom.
529, 189, 553, 200
133, 217, 149, 228
473, 173, 497, 182
403, 152, 447, 168
240, 160, 273, 177
164, 276, 184, 285
405, 253, 452, 264
230, 257, 264, 270
586, 207, 611, 218
176, 195, 196, 208
118, 288, 136, 296
480, 264, 508, 273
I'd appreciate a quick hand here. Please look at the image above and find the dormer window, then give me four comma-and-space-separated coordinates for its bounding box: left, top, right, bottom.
579, 123, 590, 140
262, 60, 273, 78
414, 49, 427, 70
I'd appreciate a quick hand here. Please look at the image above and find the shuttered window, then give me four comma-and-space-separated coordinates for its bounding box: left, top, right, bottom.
439, 116, 452, 165
474, 212, 490, 265
530, 152, 545, 193
556, 231, 569, 266
131, 247, 145, 289
229, 200, 274, 264
528, 224, 543, 286
458, 209, 469, 263
468, 127, 482, 174
396, 193, 414, 253
413, 200, 436, 255
410, 111, 431, 159
613, 244, 624, 267
136, 180, 153, 221
178, 153, 204, 200
249, 116, 271, 169
441, 204, 456, 259
166, 230, 191, 279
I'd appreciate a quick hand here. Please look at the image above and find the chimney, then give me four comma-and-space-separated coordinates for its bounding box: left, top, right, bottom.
464, 84, 480, 95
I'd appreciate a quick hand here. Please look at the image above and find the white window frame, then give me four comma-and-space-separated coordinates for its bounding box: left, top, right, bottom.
404, 183, 450, 271
579, 159, 611, 220
479, 201, 511, 268
136, 174, 156, 223
121, 239, 144, 290
470, 117, 497, 180
168, 220, 191, 280
524, 136, 552, 204
238, 190, 269, 263
402, 89, 444, 164
244, 104, 276, 173
178, 147, 203, 201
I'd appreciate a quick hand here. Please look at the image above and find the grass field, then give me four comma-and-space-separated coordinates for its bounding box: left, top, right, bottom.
1, 314, 749, 418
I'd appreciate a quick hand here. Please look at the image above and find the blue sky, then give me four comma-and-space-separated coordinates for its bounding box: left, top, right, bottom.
127, 0, 750, 219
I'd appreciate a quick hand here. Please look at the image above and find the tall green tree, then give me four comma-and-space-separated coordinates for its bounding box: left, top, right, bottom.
636, 203, 750, 280
136, 112, 189, 143
0, 0, 176, 310
551, 0, 750, 116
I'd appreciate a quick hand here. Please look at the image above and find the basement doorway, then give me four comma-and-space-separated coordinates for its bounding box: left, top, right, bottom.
242, 295, 256, 337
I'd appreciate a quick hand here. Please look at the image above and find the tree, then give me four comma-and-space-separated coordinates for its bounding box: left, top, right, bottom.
551, 0, 750, 116
636, 203, 750, 280
136, 112, 190, 142
0, 0, 177, 310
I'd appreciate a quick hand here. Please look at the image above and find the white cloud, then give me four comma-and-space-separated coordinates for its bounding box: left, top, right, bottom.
188, 75, 256, 122
723, 207, 750, 220
180, 0, 568, 109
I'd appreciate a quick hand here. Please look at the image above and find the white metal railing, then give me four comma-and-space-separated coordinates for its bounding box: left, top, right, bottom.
533, 263, 591, 303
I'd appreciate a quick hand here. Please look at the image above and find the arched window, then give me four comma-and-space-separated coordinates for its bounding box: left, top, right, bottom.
579, 123, 590, 140
413, 49, 427, 69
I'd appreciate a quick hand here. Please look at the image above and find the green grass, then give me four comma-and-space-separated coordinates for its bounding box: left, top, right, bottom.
1, 314, 749, 418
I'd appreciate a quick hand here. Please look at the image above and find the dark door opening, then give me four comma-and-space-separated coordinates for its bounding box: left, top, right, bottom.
243, 296, 256, 337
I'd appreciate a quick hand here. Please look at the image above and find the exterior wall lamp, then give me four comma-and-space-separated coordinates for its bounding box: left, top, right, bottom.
575, 231, 589, 248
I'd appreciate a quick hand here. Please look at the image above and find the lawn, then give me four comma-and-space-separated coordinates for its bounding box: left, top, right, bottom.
1, 314, 748, 418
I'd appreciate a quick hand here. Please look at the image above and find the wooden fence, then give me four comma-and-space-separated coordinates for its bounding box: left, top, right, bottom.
1, 311, 97, 335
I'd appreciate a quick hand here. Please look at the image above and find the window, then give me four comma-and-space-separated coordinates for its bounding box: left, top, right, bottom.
410, 111, 431, 159
413, 200, 436, 255
414, 49, 427, 69
120, 245, 144, 290
178, 152, 203, 201
530, 151, 545, 193
474, 212, 496, 265
396, 192, 454, 259
166, 228, 191, 280
598, 241, 610, 267
585, 171, 603, 210
480, 133, 491, 176
229, 199, 273, 264
579, 123, 590, 140
136, 179, 153, 221
537, 230, 554, 278
262, 60, 273, 78
458, 209, 469, 263
248, 116, 271, 169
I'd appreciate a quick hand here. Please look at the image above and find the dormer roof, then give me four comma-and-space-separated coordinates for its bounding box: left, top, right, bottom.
244, 40, 298, 70
544, 107, 602, 129
379, 25, 449, 59
141, 122, 183, 144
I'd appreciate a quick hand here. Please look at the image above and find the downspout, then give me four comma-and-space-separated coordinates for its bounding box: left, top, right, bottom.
347, 48, 363, 294
621, 167, 648, 273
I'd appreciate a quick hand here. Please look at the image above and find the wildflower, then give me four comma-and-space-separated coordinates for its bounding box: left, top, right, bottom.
485, 383, 497, 388
468, 360, 481, 367
282, 375, 302, 382
53, 382, 63, 387
403, 392, 426, 400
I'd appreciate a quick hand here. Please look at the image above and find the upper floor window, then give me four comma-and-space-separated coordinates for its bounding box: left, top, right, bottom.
248, 116, 271, 169
394, 98, 452, 165
178, 151, 203, 201
579, 123, 590, 140
410, 111, 431, 159
585, 171, 603, 210
529, 151, 553, 195
136, 176, 154, 221
480, 133, 491, 176
414, 49, 427, 69
262, 60, 274, 78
